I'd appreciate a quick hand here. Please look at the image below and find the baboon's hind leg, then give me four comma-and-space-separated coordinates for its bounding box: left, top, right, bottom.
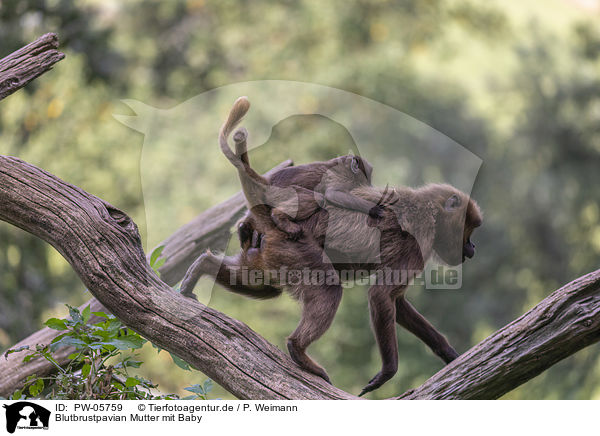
287, 282, 343, 384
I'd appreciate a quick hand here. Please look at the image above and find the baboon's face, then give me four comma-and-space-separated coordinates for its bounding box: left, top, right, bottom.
433, 188, 482, 266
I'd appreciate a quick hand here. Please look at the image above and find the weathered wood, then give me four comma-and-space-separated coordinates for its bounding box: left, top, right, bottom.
0, 156, 350, 399
0, 33, 65, 101
397, 269, 600, 399
0, 160, 292, 397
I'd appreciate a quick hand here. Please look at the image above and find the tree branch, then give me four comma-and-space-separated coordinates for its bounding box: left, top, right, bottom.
396, 268, 600, 399
0, 33, 65, 101
0, 156, 351, 399
0, 159, 292, 398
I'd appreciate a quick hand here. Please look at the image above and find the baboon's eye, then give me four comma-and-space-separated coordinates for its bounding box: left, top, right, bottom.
351, 157, 360, 174
444, 194, 461, 210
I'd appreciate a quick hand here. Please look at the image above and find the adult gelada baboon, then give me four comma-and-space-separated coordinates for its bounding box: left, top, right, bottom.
181, 99, 483, 396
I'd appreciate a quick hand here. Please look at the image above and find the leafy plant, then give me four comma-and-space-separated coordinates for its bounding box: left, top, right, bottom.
6, 305, 212, 400
149, 245, 166, 275
183, 379, 214, 400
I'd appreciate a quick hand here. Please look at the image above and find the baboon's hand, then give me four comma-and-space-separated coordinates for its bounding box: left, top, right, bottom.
358, 370, 395, 396
368, 204, 385, 220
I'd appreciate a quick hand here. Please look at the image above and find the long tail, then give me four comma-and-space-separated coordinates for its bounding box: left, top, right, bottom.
219, 96, 269, 188
219, 96, 250, 171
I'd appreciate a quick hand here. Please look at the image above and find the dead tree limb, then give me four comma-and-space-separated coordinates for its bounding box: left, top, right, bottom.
0, 160, 291, 398
396, 268, 600, 399
0, 33, 65, 101
1, 155, 599, 399
0, 156, 343, 400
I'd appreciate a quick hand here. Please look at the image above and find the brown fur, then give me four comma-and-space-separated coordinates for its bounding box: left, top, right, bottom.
219, 97, 379, 244
181, 99, 483, 395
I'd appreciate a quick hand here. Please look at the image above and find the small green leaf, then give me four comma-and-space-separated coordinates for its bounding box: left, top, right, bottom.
149, 245, 165, 267
106, 319, 123, 335
68, 305, 82, 323
125, 377, 140, 387
170, 353, 191, 371
154, 258, 166, 269
44, 318, 68, 331
91, 311, 110, 319
184, 384, 204, 395
104, 336, 144, 350
12, 390, 22, 400
50, 337, 87, 352
203, 379, 213, 393
82, 305, 91, 323
81, 363, 91, 378
50, 333, 68, 345
5, 345, 30, 356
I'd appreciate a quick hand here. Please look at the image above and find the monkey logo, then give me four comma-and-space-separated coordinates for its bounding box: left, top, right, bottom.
3, 402, 50, 433
115, 80, 482, 298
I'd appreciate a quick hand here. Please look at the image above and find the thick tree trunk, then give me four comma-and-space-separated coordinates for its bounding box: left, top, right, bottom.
0, 156, 351, 400
0, 33, 65, 101
1, 155, 599, 399
0, 160, 291, 398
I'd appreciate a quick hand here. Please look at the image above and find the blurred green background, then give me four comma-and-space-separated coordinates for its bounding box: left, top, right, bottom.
1, 0, 599, 399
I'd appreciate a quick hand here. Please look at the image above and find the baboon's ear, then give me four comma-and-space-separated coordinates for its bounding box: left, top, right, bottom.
350, 156, 360, 174
444, 194, 461, 211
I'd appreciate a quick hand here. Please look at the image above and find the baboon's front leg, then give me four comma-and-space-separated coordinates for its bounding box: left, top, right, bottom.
395, 297, 459, 363
359, 285, 399, 396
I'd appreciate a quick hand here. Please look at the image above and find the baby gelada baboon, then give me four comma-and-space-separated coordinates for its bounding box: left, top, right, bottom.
218, 96, 385, 246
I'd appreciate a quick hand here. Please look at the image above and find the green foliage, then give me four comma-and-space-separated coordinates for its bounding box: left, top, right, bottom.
149, 245, 166, 275
183, 380, 214, 400
6, 306, 212, 400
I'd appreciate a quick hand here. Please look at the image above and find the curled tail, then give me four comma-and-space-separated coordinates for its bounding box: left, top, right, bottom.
219, 97, 269, 187
219, 96, 250, 171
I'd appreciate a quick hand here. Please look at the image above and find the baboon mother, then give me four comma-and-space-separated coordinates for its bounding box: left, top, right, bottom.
181, 103, 483, 396
182, 181, 482, 395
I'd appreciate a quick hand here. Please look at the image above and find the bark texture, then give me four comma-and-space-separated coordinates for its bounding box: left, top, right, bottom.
0, 156, 352, 399
0, 33, 65, 101
397, 268, 600, 399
